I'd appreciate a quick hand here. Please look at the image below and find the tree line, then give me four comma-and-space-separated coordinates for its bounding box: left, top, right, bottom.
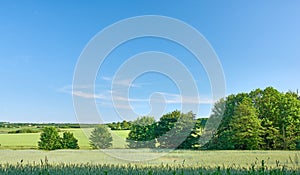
205, 87, 300, 150
126, 87, 300, 150
107, 120, 132, 130
38, 86, 300, 150
126, 111, 207, 149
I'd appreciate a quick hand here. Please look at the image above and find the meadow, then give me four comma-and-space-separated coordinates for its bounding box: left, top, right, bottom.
1, 150, 300, 174
1, 126, 300, 174
0, 128, 130, 149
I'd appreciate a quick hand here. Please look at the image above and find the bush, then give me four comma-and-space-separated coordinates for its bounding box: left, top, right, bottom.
89, 125, 113, 149
38, 127, 62, 150
62, 132, 79, 149
38, 127, 79, 150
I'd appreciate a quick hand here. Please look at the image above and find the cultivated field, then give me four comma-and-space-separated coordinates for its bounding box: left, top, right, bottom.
1, 150, 300, 174
1, 149, 300, 167
1, 127, 300, 174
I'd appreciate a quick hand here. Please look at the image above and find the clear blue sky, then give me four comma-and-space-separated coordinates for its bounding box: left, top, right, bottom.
0, 1, 299, 123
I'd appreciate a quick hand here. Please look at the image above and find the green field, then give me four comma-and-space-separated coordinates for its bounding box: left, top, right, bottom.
1, 150, 300, 167
0, 150, 300, 174
1, 128, 300, 174
0, 128, 130, 149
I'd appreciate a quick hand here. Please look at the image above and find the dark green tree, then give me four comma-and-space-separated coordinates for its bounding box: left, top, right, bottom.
206, 94, 249, 150
38, 127, 62, 150
126, 116, 156, 148
201, 99, 226, 149
155, 110, 195, 149
177, 117, 205, 149
62, 132, 79, 149
89, 125, 113, 149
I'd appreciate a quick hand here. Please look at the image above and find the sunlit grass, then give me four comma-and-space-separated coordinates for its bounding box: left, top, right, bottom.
0, 128, 130, 149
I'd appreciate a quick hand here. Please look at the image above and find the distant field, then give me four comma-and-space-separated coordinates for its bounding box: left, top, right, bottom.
0, 128, 130, 149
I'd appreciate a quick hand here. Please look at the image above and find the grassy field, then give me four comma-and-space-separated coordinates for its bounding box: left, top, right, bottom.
0, 128, 130, 149
1, 150, 300, 167
0, 150, 299, 174
1, 127, 300, 174
0, 162, 298, 175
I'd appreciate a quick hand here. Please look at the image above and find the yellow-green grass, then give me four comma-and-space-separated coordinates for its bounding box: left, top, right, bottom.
0, 129, 130, 149
0, 150, 299, 169
0, 133, 40, 149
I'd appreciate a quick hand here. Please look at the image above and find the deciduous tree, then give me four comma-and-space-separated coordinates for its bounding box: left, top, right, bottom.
38, 127, 62, 150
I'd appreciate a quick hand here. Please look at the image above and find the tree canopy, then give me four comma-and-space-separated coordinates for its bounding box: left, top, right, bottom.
205, 87, 300, 150
126, 111, 206, 149
38, 127, 79, 150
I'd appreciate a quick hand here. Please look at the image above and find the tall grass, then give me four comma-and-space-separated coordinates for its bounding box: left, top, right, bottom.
0, 156, 299, 175
0, 161, 299, 175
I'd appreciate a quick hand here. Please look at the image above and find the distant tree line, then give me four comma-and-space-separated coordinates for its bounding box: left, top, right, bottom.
8, 128, 40, 134
107, 120, 132, 130
0, 123, 100, 129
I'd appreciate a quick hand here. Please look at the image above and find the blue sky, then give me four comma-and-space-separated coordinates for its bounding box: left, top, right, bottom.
0, 1, 299, 123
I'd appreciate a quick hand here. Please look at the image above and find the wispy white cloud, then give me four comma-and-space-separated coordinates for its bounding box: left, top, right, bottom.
101, 76, 112, 81
72, 91, 106, 99
58, 85, 107, 99
112, 79, 141, 88
59, 85, 214, 107
157, 92, 214, 104
100, 76, 144, 88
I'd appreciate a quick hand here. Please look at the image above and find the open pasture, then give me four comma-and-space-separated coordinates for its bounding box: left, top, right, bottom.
0, 128, 130, 149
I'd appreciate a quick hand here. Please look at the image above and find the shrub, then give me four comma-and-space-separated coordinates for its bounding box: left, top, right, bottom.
89, 125, 113, 149
38, 127, 62, 150
62, 132, 79, 149
38, 127, 79, 150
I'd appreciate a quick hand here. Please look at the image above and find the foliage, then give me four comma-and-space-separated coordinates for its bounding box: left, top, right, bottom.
89, 125, 113, 149
108, 120, 132, 130
126, 116, 156, 148
155, 111, 196, 149
38, 127, 62, 150
126, 111, 205, 149
177, 118, 206, 149
8, 128, 40, 134
228, 98, 262, 150
206, 87, 300, 150
38, 127, 80, 150
61, 132, 79, 149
